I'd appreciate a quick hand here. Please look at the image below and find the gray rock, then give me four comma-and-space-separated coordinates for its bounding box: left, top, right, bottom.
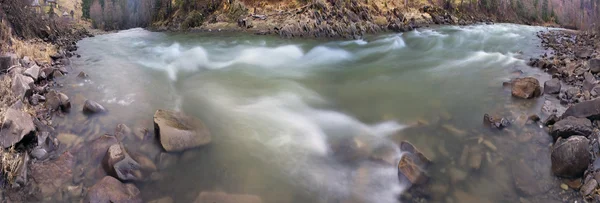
562, 98, 600, 120
30, 152, 75, 197
0, 108, 35, 148
541, 100, 567, 116
23, 64, 40, 81
104, 144, 142, 181
77, 71, 89, 79
11, 74, 33, 99
83, 100, 106, 114
154, 109, 212, 152
551, 116, 593, 139
576, 47, 593, 59
584, 72, 598, 92
544, 78, 561, 94
582, 178, 598, 196
85, 176, 143, 203
591, 58, 600, 74
31, 148, 48, 160
45, 90, 71, 112
551, 136, 590, 178
511, 77, 541, 99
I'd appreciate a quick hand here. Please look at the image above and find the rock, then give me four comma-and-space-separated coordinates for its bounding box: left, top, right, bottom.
89, 134, 119, 163
565, 178, 583, 190
83, 100, 107, 114
591, 59, 600, 74
332, 136, 370, 162
551, 136, 590, 178
23, 64, 40, 81
67, 184, 83, 198
77, 71, 89, 79
562, 99, 600, 120
512, 77, 542, 99
0, 54, 17, 73
39, 67, 54, 79
11, 74, 33, 98
52, 70, 64, 78
468, 147, 483, 170
541, 100, 567, 116
131, 152, 157, 171
550, 116, 593, 139
103, 144, 142, 181
483, 114, 510, 129
85, 176, 142, 203
581, 179, 597, 196
45, 90, 71, 112
0, 108, 35, 148
30, 152, 75, 197
114, 124, 132, 141
397, 141, 430, 185
194, 191, 263, 203
158, 152, 179, 170
575, 47, 593, 59
560, 183, 569, 190
153, 109, 212, 152
449, 167, 467, 183
544, 78, 561, 94
149, 197, 174, 203
512, 160, 548, 196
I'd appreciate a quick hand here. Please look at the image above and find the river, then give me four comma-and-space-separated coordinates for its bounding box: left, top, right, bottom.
52, 24, 565, 202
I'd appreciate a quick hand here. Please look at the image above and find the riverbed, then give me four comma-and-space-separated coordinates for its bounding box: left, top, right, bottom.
51, 24, 573, 202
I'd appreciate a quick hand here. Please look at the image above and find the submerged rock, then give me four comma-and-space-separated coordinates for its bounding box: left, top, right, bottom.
77, 71, 89, 79
482, 114, 510, 129
85, 176, 142, 203
397, 141, 430, 185
103, 144, 142, 181
83, 100, 107, 114
153, 109, 211, 152
30, 152, 75, 197
511, 77, 542, 99
512, 160, 549, 196
544, 78, 561, 94
194, 191, 263, 203
0, 108, 35, 148
551, 116, 593, 139
551, 136, 590, 178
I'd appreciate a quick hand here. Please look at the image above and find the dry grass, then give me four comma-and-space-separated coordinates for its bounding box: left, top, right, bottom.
11, 39, 56, 65
0, 147, 22, 185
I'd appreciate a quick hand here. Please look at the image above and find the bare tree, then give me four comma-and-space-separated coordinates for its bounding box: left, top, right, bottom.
90, 0, 103, 29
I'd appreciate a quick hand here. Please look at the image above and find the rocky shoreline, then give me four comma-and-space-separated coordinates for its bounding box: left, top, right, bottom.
525, 29, 600, 201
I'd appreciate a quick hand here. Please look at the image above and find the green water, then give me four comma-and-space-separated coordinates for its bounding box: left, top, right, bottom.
50, 24, 572, 203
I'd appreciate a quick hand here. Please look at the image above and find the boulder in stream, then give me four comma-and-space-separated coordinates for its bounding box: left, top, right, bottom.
551, 136, 590, 178
83, 100, 107, 114
511, 77, 541, 99
153, 109, 212, 152
397, 141, 430, 185
85, 176, 143, 203
45, 90, 71, 112
103, 144, 142, 181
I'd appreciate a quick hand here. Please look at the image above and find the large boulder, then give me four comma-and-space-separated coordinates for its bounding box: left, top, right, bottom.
45, 90, 71, 112
85, 176, 143, 203
29, 152, 75, 197
103, 144, 142, 181
562, 98, 600, 120
11, 74, 34, 98
83, 100, 107, 114
153, 110, 212, 152
591, 58, 600, 74
23, 64, 40, 81
194, 191, 263, 203
551, 116, 593, 139
511, 77, 542, 99
544, 78, 561, 94
397, 141, 430, 185
0, 108, 35, 148
551, 136, 590, 178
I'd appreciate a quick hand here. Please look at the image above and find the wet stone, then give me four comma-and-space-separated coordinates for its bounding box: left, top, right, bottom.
85, 176, 142, 203
581, 179, 598, 196
154, 109, 212, 152
83, 100, 107, 114
544, 78, 561, 94
551, 116, 593, 139
29, 152, 75, 197
511, 77, 541, 99
562, 98, 600, 120
551, 136, 591, 178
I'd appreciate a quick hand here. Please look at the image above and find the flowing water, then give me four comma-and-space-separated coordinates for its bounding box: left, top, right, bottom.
52, 24, 568, 202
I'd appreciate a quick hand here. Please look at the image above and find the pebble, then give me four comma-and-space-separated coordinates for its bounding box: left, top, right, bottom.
561, 183, 569, 190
